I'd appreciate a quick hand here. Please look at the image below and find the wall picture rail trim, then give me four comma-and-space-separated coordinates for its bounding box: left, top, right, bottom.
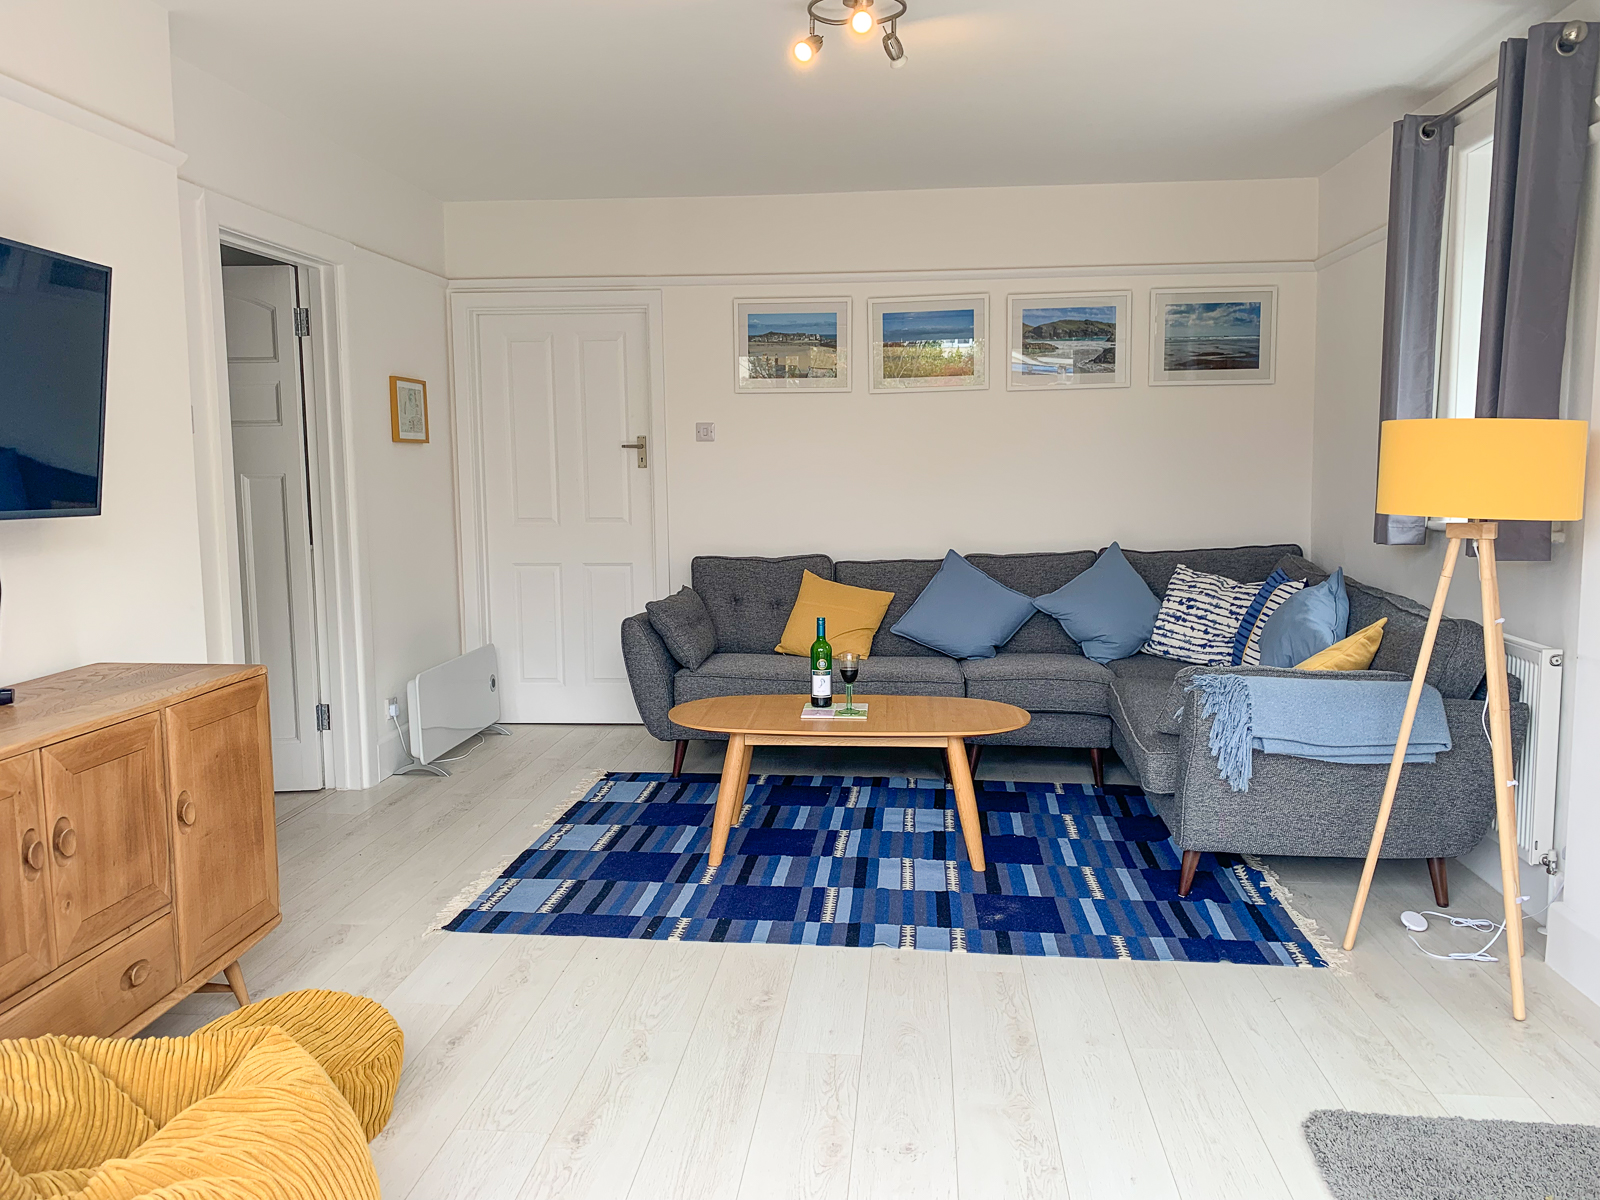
446, 258, 1316, 294
0, 70, 187, 167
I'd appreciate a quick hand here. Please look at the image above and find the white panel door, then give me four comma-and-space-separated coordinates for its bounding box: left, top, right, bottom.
223, 265, 324, 790
476, 308, 655, 722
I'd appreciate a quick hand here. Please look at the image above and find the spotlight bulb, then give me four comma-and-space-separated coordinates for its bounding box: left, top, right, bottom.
883, 29, 906, 65
850, 9, 874, 33
793, 33, 822, 62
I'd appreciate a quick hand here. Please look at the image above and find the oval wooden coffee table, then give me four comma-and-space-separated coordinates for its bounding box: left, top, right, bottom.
668, 694, 1030, 871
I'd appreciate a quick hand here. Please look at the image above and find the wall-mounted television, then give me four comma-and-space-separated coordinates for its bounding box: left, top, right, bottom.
0, 235, 111, 520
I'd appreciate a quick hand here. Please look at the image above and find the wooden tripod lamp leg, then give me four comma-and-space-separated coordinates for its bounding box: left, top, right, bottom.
1343, 534, 1462, 951
1476, 529, 1528, 1021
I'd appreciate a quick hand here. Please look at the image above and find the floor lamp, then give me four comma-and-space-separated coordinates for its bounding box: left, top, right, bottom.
1343, 418, 1588, 1022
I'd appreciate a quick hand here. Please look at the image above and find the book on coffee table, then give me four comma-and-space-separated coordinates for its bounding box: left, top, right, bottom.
800, 703, 869, 720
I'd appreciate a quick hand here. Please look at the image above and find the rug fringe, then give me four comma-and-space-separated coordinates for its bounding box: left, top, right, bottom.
427, 767, 607, 933
1243, 853, 1351, 974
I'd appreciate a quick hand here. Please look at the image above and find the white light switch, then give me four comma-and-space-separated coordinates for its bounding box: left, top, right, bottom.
695, 422, 716, 442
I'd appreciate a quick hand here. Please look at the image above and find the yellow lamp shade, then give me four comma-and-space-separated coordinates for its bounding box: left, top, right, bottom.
1376, 418, 1589, 521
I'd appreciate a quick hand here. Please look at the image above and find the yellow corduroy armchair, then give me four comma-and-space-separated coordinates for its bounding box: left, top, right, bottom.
0, 989, 403, 1200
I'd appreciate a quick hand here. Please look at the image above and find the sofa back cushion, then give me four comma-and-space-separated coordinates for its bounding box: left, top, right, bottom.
835, 559, 946, 656
966, 551, 1098, 654
690, 554, 833, 654
1121, 544, 1305, 598
1347, 578, 1485, 698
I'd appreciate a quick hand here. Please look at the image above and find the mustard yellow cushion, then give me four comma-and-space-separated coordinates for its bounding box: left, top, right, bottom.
1296, 618, 1386, 671
775, 570, 894, 658
0, 990, 402, 1200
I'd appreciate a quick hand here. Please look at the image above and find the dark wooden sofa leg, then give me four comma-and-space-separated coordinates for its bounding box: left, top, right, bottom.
968, 744, 983, 777
1089, 747, 1105, 790
1427, 857, 1449, 908
1178, 850, 1201, 897
671, 739, 688, 778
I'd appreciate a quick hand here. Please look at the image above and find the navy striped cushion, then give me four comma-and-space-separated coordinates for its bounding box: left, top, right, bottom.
1233, 569, 1305, 666
1142, 564, 1299, 666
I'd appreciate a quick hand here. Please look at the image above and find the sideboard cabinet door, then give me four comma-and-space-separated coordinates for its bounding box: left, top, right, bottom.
165, 677, 278, 979
0, 753, 54, 996
41, 715, 172, 963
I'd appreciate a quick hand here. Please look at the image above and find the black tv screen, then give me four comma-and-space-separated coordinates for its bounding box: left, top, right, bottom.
0, 235, 110, 519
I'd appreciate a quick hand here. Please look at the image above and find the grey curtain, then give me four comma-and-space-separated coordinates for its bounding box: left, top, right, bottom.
1476, 23, 1599, 560
1375, 114, 1455, 546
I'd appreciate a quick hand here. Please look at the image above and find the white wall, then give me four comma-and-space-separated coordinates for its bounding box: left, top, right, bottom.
447, 181, 1321, 591
1308, 6, 1600, 1004
0, 1, 208, 684
172, 60, 457, 785
172, 59, 444, 275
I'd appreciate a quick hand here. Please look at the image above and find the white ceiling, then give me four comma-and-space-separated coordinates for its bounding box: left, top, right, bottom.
162, 0, 1569, 202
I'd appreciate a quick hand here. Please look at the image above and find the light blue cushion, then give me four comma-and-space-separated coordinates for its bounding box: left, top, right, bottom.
890, 550, 1036, 659
1259, 568, 1350, 668
1031, 542, 1159, 664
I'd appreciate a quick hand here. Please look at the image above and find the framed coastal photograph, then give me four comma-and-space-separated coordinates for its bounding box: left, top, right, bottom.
1007, 291, 1131, 390
735, 298, 850, 392
1150, 287, 1276, 385
870, 295, 988, 392
390, 376, 429, 443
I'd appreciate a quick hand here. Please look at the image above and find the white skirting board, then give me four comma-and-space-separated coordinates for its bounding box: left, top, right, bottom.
398, 644, 509, 776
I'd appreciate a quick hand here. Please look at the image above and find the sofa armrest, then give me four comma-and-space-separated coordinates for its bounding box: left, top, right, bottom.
1168, 675, 1528, 859
622, 612, 680, 741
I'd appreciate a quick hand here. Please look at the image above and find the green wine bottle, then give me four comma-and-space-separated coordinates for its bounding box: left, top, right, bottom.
810, 617, 833, 708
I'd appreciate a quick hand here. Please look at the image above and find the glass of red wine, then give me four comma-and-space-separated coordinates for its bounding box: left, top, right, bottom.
838, 652, 862, 715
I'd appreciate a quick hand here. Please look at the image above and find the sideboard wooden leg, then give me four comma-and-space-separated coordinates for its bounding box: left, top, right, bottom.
223, 961, 250, 1007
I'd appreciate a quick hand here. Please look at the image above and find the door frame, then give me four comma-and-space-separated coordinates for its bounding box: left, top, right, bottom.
180, 185, 363, 789
446, 287, 671, 652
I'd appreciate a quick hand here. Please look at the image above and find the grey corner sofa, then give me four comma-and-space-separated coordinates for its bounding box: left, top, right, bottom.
620, 544, 1526, 903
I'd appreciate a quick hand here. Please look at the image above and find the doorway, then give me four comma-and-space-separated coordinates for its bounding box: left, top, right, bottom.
451, 291, 668, 723
219, 245, 326, 791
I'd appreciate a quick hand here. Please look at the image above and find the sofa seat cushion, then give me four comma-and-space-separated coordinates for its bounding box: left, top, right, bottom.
1108, 678, 1182, 794
961, 654, 1114, 714
1106, 654, 1186, 684
675, 653, 964, 704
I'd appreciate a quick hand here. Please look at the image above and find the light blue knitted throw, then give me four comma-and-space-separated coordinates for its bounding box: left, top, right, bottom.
1189, 674, 1453, 791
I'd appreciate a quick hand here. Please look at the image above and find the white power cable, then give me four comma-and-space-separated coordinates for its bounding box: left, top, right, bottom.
391, 711, 484, 765
1405, 893, 1545, 963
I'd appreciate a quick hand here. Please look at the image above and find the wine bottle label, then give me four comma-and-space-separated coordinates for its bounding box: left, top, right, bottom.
811, 671, 832, 698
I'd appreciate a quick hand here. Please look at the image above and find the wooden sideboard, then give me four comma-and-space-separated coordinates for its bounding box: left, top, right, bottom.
0, 663, 279, 1039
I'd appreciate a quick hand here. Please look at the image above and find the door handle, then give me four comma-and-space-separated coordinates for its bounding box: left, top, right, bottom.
53, 817, 76, 860
620, 435, 647, 468
21, 829, 45, 872
177, 792, 197, 827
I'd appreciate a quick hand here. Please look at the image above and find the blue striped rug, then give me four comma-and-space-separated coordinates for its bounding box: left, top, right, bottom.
445, 772, 1327, 966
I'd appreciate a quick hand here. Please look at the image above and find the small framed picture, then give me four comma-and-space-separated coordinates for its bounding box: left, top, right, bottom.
870, 294, 988, 392
1007, 291, 1131, 390
735, 298, 850, 392
390, 376, 429, 442
1150, 287, 1277, 385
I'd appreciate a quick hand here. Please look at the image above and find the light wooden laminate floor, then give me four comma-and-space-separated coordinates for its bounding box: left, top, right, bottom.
145, 724, 1600, 1200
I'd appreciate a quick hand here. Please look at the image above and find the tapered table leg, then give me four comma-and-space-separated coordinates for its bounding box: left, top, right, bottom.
709, 733, 748, 867
946, 736, 987, 871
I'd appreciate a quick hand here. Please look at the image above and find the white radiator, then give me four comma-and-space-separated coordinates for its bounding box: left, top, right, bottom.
1502, 634, 1563, 867
398, 644, 509, 776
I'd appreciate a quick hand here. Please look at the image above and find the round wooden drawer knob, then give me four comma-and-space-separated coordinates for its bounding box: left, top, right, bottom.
124, 959, 150, 989
177, 794, 197, 826
53, 818, 77, 859
22, 831, 45, 872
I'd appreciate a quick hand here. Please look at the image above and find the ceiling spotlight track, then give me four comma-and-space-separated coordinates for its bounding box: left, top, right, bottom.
793, 0, 909, 68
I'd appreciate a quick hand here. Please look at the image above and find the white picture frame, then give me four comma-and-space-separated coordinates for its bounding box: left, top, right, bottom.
1149, 286, 1277, 385
1007, 291, 1131, 390
870, 294, 989, 392
735, 297, 851, 392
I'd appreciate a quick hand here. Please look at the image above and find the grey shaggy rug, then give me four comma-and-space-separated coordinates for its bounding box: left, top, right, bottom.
1303, 1110, 1600, 1199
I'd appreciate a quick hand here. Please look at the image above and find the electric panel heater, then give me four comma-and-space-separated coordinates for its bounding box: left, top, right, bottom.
400, 644, 509, 776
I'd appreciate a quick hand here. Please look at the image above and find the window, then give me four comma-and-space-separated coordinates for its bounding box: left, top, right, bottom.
1436, 106, 1497, 419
